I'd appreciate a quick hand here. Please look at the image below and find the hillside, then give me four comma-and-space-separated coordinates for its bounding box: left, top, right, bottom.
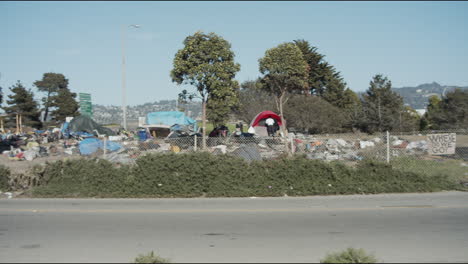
90, 82, 468, 126
392, 82, 468, 109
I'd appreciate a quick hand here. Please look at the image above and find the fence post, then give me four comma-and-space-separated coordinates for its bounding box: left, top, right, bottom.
290, 136, 294, 154
194, 134, 197, 152
103, 136, 107, 158
386, 131, 390, 163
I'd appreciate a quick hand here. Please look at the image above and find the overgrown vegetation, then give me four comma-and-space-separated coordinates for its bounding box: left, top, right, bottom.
0, 165, 10, 192
320, 247, 378, 263
390, 157, 468, 187
30, 153, 457, 198
134, 251, 171, 263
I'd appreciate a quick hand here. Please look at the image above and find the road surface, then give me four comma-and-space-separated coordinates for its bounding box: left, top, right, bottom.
1, 191, 468, 263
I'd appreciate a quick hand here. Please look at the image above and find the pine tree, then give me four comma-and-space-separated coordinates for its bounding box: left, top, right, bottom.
293, 40, 353, 109
361, 74, 405, 133
34, 73, 69, 122
2, 81, 41, 129
49, 87, 80, 122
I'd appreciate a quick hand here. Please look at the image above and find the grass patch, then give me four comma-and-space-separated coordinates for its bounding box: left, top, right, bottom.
134, 251, 170, 263
320, 247, 378, 263
390, 157, 468, 187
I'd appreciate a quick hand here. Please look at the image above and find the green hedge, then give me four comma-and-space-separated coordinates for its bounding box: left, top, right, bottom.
31, 153, 457, 198
0, 165, 10, 192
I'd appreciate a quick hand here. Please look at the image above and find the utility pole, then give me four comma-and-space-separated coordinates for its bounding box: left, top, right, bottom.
121, 24, 140, 131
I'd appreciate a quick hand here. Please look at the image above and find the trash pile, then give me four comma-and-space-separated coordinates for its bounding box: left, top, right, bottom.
0, 116, 442, 165
289, 133, 430, 162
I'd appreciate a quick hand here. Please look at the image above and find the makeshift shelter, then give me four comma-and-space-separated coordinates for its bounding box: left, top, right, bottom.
143, 111, 197, 138
249, 111, 283, 137
67, 115, 116, 137
79, 137, 122, 155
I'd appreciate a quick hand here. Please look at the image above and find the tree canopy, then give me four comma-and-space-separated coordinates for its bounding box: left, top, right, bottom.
34, 73, 69, 122
234, 79, 276, 124
2, 81, 41, 128
284, 94, 347, 134
171, 31, 240, 147
360, 74, 406, 133
258, 42, 308, 135
293, 39, 354, 109
50, 87, 80, 122
425, 89, 468, 129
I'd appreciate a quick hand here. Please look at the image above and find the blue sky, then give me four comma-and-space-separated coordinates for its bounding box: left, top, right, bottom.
1, 1, 468, 106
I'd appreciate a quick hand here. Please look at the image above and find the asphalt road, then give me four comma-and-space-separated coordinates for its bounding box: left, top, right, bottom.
1, 191, 468, 263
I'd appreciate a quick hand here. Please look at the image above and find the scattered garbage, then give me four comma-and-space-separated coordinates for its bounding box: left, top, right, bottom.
359, 141, 375, 149
212, 145, 227, 154
406, 140, 428, 150
231, 145, 262, 162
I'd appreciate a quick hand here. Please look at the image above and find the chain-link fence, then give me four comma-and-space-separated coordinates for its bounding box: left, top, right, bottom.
2, 129, 467, 178
92, 129, 468, 182
96, 129, 468, 164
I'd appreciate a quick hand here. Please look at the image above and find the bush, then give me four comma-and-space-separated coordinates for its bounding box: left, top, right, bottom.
134, 251, 170, 263
320, 247, 378, 263
32, 159, 132, 198
0, 165, 11, 192
30, 154, 457, 198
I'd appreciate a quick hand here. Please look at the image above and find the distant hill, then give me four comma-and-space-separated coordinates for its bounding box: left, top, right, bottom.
392, 82, 468, 109
92, 100, 202, 126
90, 82, 468, 126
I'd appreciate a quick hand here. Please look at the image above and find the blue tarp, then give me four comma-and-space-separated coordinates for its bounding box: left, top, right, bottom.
79, 138, 122, 155
146, 111, 197, 131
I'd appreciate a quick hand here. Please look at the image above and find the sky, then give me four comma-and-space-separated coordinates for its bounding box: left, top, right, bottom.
1, 1, 468, 107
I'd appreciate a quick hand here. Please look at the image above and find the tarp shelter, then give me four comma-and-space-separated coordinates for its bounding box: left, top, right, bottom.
144, 111, 197, 137
68, 115, 116, 137
79, 138, 122, 155
249, 111, 283, 137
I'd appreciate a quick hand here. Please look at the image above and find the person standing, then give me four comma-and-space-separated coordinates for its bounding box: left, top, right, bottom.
265, 117, 275, 137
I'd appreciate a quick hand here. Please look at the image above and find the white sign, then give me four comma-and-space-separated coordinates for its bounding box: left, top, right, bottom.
427, 133, 456, 155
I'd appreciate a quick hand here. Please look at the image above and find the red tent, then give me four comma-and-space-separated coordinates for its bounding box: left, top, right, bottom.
249, 111, 282, 127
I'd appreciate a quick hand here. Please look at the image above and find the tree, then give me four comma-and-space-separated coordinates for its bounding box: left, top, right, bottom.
206, 84, 239, 128
49, 87, 80, 122
361, 74, 405, 133
420, 95, 441, 130
34, 73, 69, 122
293, 39, 353, 109
398, 105, 420, 132
0, 86, 3, 107
425, 89, 468, 129
258, 42, 309, 135
341, 89, 364, 132
171, 31, 241, 149
2, 81, 41, 129
234, 79, 276, 124
284, 94, 347, 134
